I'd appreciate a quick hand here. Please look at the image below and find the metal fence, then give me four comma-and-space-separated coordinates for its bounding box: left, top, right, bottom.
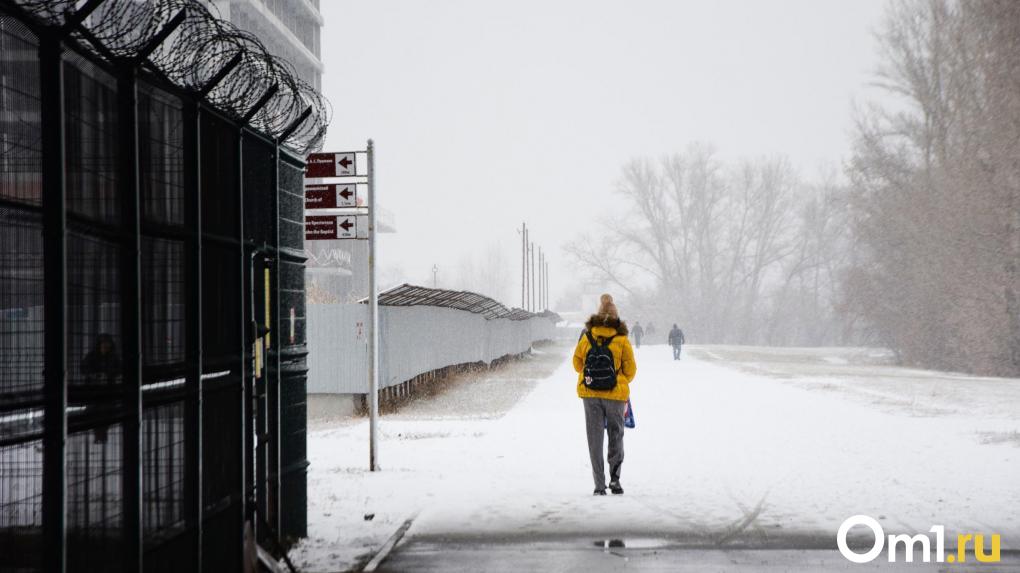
0, 1, 320, 571
307, 287, 560, 395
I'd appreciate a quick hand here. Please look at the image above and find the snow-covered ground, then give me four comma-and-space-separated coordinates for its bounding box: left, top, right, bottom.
289, 344, 1020, 572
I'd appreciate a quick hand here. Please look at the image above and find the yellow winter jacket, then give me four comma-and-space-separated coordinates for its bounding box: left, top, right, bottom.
573, 316, 637, 402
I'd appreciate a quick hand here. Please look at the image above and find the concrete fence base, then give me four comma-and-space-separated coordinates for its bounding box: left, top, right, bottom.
349, 350, 533, 414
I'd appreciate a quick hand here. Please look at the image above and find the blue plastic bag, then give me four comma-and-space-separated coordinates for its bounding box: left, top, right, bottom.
605, 399, 636, 429
624, 399, 635, 429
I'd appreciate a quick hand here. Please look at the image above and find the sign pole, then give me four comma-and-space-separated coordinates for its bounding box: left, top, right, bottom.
367, 139, 379, 471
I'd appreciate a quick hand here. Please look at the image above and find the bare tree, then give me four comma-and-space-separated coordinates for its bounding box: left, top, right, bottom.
768, 173, 854, 345
568, 147, 847, 345
846, 0, 1020, 375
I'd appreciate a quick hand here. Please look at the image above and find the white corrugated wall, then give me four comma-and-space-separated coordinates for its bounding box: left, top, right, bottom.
307, 303, 557, 394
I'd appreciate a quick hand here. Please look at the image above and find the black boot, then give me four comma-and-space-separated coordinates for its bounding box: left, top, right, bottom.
609, 481, 624, 495
593, 488, 607, 496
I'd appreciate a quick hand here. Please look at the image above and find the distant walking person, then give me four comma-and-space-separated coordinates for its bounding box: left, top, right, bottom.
646, 322, 656, 341
668, 324, 685, 360
573, 294, 637, 496
632, 321, 644, 348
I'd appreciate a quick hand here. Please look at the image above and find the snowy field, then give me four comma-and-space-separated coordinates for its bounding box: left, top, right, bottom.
289, 343, 1020, 572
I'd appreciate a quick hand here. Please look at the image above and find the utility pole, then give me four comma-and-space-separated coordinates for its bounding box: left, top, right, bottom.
529, 241, 535, 312
524, 228, 530, 310
521, 222, 526, 309
545, 258, 550, 310
540, 255, 544, 310
538, 248, 543, 311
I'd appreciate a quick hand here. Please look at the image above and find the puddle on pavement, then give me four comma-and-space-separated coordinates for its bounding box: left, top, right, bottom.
592, 538, 671, 550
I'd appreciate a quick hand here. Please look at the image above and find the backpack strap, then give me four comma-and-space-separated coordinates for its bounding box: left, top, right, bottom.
602, 334, 617, 346
584, 330, 596, 346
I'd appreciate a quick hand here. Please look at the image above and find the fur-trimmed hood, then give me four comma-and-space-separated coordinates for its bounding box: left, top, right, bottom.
584, 314, 629, 336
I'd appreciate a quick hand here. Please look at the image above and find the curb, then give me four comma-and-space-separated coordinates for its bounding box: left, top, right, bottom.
361, 516, 417, 572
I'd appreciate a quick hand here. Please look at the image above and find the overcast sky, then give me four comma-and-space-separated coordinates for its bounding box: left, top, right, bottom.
320, 0, 889, 309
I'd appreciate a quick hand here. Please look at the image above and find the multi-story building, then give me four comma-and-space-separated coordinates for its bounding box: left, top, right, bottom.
209, 0, 323, 90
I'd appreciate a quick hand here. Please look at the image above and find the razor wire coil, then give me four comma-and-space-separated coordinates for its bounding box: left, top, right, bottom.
12, 0, 330, 154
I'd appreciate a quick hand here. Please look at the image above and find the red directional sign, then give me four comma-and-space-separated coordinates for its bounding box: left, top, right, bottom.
305, 215, 338, 240
305, 183, 357, 209
305, 215, 357, 240
305, 152, 357, 177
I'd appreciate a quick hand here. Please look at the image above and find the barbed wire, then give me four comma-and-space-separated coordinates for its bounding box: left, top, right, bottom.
12, 0, 330, 154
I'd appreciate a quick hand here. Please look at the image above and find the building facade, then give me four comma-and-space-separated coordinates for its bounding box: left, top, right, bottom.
210, 0, 323, 90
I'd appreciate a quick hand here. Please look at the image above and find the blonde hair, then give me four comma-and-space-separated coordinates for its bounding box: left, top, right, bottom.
597, 293, 619, 320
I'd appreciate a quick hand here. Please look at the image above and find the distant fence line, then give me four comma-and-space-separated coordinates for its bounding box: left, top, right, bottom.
308, 286, 560, 395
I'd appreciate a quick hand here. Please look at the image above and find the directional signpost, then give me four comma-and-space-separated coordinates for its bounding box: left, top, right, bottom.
305, 183, 358, 209
304, 215, 360, 240
304, 141, 381, 471
305, 151, 357, 177
305, 215, 340, 240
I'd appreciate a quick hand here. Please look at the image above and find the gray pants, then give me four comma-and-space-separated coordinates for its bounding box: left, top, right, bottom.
582, 397, 626, 490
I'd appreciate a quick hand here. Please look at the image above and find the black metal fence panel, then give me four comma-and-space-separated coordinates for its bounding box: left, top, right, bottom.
0, 212, 44, 405
138, 84, 184, 228
66, 423, 124, 572
63, 53, 120, 226
67, 231, 123, 388
0, 13, 45, 573
0, 438, 43, 570
278, 158, 307, 541
243, 137, 275, 246
0, 15, 41, 207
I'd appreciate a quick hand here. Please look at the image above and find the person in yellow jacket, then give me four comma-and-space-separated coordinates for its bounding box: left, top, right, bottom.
572, 294, 636, 495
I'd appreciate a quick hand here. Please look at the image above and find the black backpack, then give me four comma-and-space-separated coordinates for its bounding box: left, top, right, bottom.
582, 331, 618, 391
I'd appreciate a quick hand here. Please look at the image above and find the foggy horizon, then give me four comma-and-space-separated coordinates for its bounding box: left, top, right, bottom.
319, 0, 890, 310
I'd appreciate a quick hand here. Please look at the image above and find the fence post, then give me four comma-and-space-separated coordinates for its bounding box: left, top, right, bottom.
117, 62, 143, 573
269, 143, 282, 539
39, 28, 67, 573
182, 99, 203, 571
238, 127, 252, 565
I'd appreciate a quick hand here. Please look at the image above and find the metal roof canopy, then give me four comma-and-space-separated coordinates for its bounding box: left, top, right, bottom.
361, 284, 560, 322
